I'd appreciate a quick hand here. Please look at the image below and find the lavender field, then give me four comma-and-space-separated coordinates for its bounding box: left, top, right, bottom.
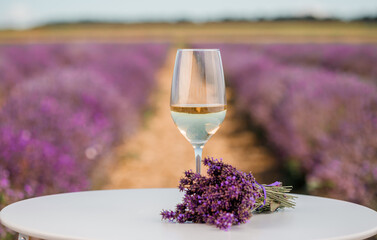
0, 43, 168, 237
194, 43, 377, 209
0, 40, 376, 238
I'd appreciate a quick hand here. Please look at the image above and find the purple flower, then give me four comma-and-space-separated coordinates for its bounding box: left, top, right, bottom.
161, 157, 262, 231
215, 212, 234, 230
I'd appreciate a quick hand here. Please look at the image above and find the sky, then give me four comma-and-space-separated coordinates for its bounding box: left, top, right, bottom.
0, 0, 376, 29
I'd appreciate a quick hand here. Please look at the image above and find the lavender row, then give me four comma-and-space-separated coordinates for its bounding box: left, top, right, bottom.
196, 43, 377, 81
0, 43, 169, 237
194, 43, 377, 208
0, 43, 167, 107
260, 44, 377, 81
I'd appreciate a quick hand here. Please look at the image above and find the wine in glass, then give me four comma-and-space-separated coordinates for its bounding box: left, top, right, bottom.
170, 49, 226, 174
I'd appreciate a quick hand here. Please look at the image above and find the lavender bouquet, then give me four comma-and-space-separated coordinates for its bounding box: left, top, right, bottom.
161, 157, 296, 230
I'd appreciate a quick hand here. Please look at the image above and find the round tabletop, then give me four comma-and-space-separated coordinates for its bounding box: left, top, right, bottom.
1, 189, 376, 240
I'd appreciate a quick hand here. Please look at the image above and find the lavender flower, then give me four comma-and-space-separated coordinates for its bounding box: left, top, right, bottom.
161, 158, 295, 231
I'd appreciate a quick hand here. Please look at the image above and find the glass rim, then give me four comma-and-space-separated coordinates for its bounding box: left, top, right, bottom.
177, 49, 220, 52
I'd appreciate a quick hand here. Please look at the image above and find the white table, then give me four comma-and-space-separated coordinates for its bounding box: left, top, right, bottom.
1, 188, 376, 240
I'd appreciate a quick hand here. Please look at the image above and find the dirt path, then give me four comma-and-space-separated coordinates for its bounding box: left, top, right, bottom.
104, 47, 278, 189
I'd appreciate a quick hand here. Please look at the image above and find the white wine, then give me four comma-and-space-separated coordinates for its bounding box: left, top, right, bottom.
171, 104, 226, 145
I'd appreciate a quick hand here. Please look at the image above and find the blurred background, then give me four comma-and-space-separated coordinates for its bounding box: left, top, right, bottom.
0, 0, 376, 238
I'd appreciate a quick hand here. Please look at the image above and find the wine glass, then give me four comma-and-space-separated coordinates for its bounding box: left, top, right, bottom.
170, 49, 226, 174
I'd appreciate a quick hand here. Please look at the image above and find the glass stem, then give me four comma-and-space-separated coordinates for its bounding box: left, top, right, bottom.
193, 144, 204, 174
